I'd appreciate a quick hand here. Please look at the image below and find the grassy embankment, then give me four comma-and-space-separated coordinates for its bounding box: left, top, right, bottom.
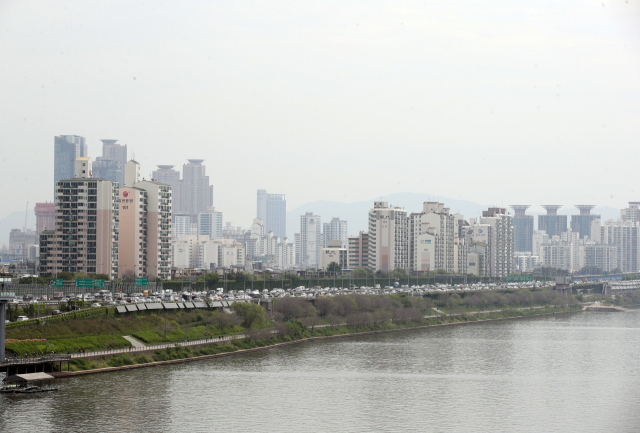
65, 303, 581, 372
5, 308, 246, 356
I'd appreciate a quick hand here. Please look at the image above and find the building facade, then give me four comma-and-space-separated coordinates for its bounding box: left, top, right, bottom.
152, 165, 183, 214
538, 205, 568, 238
323, 217, 348, 247
347, 231, 369, 269
570, 205, 599, 240
410, 202, 457, 273
479, 208, 514, 277
182, 159, 213, 218
510, 205, 533, 252
367, 201, 408, 272
54, 135, 87, 193
35, 202, 56, 244
257, 189, 287, 241
298, 212, 322, 268
93, 139, 128, 187
40, 157, 119, 278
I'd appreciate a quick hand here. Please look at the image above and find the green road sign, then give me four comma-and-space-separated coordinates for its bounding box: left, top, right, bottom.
507, 276, 532, 282
94, 279, 105, 288
135, 277, 148, 287
75, 279, 93, 288
52, 279, 64, 288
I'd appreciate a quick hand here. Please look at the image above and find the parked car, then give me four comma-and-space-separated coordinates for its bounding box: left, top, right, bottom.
16, 316, 29, 321
52, 310, 62, 316
91, 303, 101, 308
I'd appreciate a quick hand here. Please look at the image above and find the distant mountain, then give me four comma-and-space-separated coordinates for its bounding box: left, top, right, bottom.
0, 210, 36, 245
286, 194, 623, 238
286, 193, 489, 239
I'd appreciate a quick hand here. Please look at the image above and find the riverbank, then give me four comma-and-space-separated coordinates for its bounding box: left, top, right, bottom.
50, 305, 583, 378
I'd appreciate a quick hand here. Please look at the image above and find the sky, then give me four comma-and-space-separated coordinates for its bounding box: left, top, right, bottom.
1, 0, 639, 228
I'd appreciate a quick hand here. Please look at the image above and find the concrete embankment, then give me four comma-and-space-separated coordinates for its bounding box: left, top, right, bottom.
50, 308, 581, 379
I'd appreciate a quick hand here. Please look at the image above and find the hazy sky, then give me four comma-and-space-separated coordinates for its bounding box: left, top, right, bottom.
1, 0, 639, 226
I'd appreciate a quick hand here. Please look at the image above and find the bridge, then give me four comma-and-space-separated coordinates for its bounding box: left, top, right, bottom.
0, 354, 71, 376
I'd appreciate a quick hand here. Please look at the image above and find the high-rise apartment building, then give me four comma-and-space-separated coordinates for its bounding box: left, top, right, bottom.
257, 189, 287, 240
594, 219, 640, 273
410, 202, 457, 273
367, 201, 408, 272
584, 242, 618, 273
93, 139, 128, 187
570, 205, 600, 240
621, 202, 640, 223
538, 205, 568, 238
197, 207, 223, 239
35, 202, 56, 244
152, 165, 183, 214
347, 231, 369, 269
479, 208, 514, 277
54, 135, 87, 193
323, 217, 348, 247
182, 159, 213, 219
510, 205, 533, 252
40, 157, 119, 278
297, 212, 322, 268
118, 161, 172, 280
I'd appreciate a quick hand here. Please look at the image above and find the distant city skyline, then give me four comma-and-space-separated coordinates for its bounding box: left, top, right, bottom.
1, 1, 639, 226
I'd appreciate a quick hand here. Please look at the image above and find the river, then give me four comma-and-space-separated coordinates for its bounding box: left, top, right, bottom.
1, 310, 639, 433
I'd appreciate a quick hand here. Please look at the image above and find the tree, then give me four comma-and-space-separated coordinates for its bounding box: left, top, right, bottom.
314, 297, 335, 318
352, 267, 374, 278
230, 302, 267, 328
327, 262, 342, 273
390, 267, 408, 279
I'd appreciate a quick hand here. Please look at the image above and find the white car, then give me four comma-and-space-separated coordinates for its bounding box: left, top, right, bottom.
91, 303, 101, 308
16, 316, 29, 322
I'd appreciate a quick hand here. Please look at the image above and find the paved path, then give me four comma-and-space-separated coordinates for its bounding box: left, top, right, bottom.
123, 336, 146, 349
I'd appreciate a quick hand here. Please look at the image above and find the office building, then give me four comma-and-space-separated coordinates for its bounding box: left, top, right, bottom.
53, 135, 87, 193
257, 189, 287, 241
172, 213, 193, 237
347, 231, 369, 269
298, 212, 322, 268
182, 159, 213, 218
152, 165, 183, 214
570, 205, 599, 240
93, 139, 128, 187
510, 205, 533, 252
35, 202, 56, 244
197, 207, 223, 239
323, 217, 348, 247
538, 205, 568, 238
367, 201, 408, 272
39, 157, 119, 278
320, 240, 348, 270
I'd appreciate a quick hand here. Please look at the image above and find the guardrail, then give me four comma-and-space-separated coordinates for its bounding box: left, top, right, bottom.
0, 354, 71, 366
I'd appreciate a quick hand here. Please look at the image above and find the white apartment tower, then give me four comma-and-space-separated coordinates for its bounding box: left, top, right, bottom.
298, 213, 322, 268
409, 202, 462, 273
367, 202, 408, 272
479, 208, 514, 277
323, 217, 348, 247
40, 157, 119, 278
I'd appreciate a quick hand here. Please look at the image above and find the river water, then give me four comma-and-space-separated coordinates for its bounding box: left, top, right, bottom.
1, 310, 639, 433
